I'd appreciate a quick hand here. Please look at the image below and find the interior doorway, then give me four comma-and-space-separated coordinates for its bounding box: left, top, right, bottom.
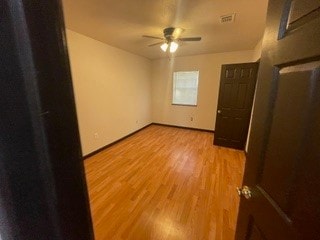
214, 62, 259, 150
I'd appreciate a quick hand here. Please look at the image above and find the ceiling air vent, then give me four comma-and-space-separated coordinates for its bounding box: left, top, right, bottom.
220, 13, 236, 23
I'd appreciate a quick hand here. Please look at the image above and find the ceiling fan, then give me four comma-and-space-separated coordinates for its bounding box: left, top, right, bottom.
143, 27, 201, 53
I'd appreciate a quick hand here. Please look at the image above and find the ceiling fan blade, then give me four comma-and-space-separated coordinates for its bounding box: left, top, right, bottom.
179, 37, 202, 41
148, 42, 163, 47
143, 35, 164, 40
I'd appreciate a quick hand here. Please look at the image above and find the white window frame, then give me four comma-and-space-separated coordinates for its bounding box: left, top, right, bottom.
172, 71, 199, 106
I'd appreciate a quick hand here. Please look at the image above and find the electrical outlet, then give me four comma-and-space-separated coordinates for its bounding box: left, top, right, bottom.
191, 117, 193, 121
94, 133, 99, 139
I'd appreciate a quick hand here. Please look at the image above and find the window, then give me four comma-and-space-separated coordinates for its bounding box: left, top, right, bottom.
172, 71, 199, 106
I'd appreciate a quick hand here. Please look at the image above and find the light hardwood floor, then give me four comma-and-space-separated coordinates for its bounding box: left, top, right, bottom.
85, 125, 246, 240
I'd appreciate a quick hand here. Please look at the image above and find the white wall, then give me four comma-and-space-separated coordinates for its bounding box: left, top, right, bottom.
151, 51, 255, 130
66, 30, 152, 155
252, 38, 263, 62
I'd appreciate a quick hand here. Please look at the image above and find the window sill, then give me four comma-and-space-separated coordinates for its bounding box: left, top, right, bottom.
172, 104, 197, 107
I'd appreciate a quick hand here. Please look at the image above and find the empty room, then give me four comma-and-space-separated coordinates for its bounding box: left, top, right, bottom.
63, 0, 265, 239
1, 0, 320, 240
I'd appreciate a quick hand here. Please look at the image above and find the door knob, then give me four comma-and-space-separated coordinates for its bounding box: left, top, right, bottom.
237, 186, 252, 199
217, 110, 222, 114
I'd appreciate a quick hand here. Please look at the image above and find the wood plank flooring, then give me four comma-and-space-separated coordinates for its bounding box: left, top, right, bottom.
84, 125, 246, 240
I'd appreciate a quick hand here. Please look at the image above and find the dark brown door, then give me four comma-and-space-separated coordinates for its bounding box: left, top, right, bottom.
236, 1, 320, 240
214, 63, 259, 150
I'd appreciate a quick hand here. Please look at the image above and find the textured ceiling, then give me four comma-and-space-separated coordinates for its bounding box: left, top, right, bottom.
62, 0, 269, 59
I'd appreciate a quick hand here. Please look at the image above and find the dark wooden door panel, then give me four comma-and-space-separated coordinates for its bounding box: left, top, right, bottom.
260, 63, 320, 214
236, 0, 320, 239
248, 225, 265, 240
292, 88, 320, 238
214, 116, 246, 147
288, 0, 320, 25
245, 218, 266, 240
214, 63, 259, 150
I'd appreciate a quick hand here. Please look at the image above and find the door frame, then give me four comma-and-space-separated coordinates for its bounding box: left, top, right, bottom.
0, 0, 94, 239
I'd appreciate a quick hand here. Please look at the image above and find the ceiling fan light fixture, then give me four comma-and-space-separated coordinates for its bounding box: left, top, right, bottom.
160, 43, 168, 52
169, 41, 178, 53
145, 27, 200, 53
